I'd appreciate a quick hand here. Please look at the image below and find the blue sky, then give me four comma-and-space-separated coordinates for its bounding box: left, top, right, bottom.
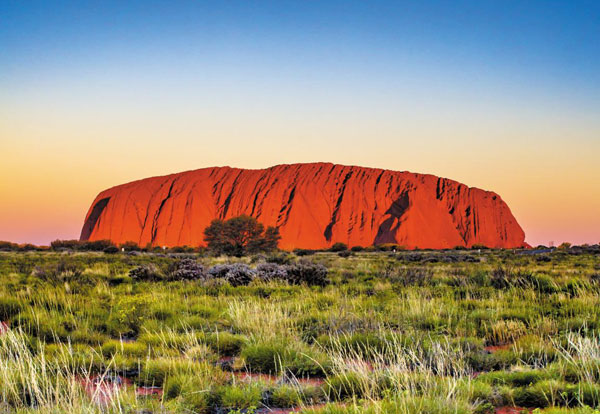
1, 1, 599, 245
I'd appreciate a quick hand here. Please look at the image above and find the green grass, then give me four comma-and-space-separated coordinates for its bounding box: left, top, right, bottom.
0, 248, 598, 413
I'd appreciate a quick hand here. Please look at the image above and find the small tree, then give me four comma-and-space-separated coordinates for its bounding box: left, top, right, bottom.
204, 215, 280, 256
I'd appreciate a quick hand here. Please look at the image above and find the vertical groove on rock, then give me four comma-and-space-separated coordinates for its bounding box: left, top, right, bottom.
323, 171, 353, 242
151, 178, 177, 244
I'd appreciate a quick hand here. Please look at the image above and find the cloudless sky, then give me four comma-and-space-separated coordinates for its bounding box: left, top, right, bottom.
1, 1, 599, 246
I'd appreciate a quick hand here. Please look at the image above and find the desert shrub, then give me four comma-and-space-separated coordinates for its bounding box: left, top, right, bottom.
164, 374, 211, 412
119, 241, 141, 251
103, 246, 119, 254
528, 273, 559, 294
107, 296, 148, 336
149, 303, 175, 321
297, 315, 328, 343
108, 273, 129, 286
138, 358, 198, 386
513, 380, 570, 408
562, 278, 590, 297
256, 262, 288, 281
319, 333, 387, 359
574, 381, 600, 407
326, 372, 365, 400
69, 327, 107, 345
285, 347, 331, 377
329, 243, 348, 252
207, 263, 256, 286
514, 335, 557, 364
168, 259, 206, 281
271, 385, 302, 407
387, 266, 432, 286
225, 263, 257, 286
101, 339, 147, 357
129, 264, 162, 281
479, 369, 549, 387
207, 264, 231, 279
241, 342, 286, 374
32, 261, 83, 283
466, 380, 494, 404
294, 249, 315, 256
238, 340, 329, 376
375, 243, 402, 252
473, 403, 495, 414
285, 260, 329, 286
265, 252, 293, 265
490, 266, 515, 289
0, 297, 22, 320
185, 344, 217, 363
217, 383, 262, 409
338, 251, 353, 258
486, 319, 527, 345
350, 246, 364, 252
203, 332, 248, 356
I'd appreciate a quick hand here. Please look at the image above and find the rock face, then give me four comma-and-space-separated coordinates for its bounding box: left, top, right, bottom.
80, 163, 526, 249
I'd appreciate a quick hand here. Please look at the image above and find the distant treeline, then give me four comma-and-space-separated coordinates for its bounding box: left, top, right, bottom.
2, 239, 598, 256
1, 215, 597, 255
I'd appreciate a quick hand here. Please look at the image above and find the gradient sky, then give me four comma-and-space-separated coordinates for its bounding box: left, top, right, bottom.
1, 1, 599, 246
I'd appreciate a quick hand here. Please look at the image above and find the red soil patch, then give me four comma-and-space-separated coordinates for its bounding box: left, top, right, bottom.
255, 404, 327, 413
232, 372, 278, 383
0, 321, 9, 334
79, 374, 162, 405
80, 375, 131, 405
485, 343, 513, 353
232, 372, 325, 386
495, 407, 532, 414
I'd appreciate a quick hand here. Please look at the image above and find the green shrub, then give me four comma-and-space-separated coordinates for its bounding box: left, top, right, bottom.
203, 332, 248, 356
185, 344, 217, 363
513, 380, 570, 408
478, 369, 549, 387
217, 383, 262, 409
286, 347, 331, 377
319, 332, 387, 359
129, 264, 163, 281
0, 297, 22, 320
570, 381, 600, 407
241, 342, 286, 374
164, 374, 211, 413
326, 372, 365, 400
271, 385, 302, 407
101, 339, 147, 357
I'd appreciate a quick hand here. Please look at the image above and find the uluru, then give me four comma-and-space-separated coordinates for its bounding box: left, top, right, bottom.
80, 163, 526, 250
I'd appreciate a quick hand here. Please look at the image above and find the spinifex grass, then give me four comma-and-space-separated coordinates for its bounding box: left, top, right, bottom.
0, 248, 598, 413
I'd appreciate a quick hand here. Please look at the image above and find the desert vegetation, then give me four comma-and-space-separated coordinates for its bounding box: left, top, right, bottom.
0, 245, 599, 413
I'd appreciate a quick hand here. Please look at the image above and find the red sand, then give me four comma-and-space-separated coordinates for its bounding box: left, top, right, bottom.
485, 343, 514, 353
79, 374, 162, 405
81, 163, 526, 250
495, 407, 532, 414
232, 371, 325, 386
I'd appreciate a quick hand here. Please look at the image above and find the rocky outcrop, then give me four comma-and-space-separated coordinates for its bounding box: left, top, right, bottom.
80, 163, 526, 249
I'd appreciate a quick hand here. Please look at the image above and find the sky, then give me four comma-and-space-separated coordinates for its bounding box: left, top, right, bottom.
1, 0, 599, 247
